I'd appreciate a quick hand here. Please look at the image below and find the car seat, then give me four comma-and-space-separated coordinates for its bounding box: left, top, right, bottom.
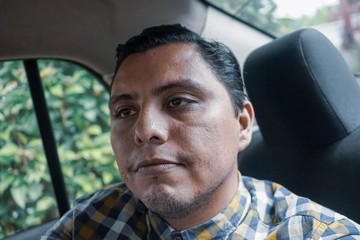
238, 28, 360, 223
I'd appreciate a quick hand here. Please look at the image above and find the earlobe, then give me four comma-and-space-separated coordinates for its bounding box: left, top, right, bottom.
237, 101, 254, 152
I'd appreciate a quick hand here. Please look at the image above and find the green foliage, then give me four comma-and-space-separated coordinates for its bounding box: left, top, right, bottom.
208, 0, 279, 35
207, 0, 360, 74
208, 0, 339, 36
0, 60, 120, 237
275, 5, 338, 36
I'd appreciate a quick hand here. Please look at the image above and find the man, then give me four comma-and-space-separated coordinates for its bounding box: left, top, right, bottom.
42, 24, 360, 239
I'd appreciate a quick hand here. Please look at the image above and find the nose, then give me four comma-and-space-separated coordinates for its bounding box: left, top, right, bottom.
134, 106, 169, 145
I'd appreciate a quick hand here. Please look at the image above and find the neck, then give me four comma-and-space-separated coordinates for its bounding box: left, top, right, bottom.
164, 169, 239, 231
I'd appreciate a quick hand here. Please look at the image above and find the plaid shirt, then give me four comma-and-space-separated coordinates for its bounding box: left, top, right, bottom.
42, 175, 360, 239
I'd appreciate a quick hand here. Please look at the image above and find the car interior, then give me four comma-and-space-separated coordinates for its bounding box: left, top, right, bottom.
1, 0, 359, 239
238, 28, 360, 222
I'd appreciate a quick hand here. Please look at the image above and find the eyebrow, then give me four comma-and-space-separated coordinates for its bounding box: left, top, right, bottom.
153, 78, 211, 96
109, 78, 211, 107
109, 93, 136, 107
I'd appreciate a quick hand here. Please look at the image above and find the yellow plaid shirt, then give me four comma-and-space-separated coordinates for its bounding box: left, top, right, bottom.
42, 175, 360, 239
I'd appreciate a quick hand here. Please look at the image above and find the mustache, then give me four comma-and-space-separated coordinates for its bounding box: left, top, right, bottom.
178, 154, 194, 166
126, 152, 195, 173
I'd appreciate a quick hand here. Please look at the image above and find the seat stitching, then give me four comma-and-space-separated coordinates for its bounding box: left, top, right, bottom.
298, 32, 347, 135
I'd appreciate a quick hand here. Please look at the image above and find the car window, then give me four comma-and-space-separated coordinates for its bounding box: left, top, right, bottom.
0, 61, 58, 237
38, 60, 120, 202
0, 60, 121, 238
206, 0, 360, 76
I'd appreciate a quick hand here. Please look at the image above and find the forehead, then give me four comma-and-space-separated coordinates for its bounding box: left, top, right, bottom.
111, 43, 220, 94
121, 42, 202, 69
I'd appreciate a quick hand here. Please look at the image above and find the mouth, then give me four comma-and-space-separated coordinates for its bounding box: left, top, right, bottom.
134, 159, 181, 175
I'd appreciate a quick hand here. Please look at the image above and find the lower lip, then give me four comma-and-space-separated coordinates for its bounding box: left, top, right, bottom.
136, 163, 179, 176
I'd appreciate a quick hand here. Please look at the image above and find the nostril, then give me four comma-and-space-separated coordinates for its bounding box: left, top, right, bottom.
134, 135, 160, 145
134, 130, 166, 145
134, 135, 143, 145
150, 136, 159, 141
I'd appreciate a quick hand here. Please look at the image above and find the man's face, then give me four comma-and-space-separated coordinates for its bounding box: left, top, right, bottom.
110, 43, 252, 220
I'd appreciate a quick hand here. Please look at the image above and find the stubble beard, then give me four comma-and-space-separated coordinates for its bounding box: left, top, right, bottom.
141, 174, 222, 220
126, 153, 227, 220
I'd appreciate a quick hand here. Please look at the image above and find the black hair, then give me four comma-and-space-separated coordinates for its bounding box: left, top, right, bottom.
113, 24, 247, 114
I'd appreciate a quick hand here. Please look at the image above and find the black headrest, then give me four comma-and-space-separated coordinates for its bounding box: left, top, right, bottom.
244, 28, 360, 146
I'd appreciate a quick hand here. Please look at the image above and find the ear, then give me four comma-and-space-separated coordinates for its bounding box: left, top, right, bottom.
237, 101, 254, 152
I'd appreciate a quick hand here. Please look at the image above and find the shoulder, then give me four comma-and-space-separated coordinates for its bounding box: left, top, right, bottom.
41, 182, 148, 239
72, 181, 147, 220
74, 182, 137, 209
241, 176, 360, 239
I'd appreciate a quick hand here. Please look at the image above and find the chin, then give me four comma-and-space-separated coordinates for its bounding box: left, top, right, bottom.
141, 186, 195, 219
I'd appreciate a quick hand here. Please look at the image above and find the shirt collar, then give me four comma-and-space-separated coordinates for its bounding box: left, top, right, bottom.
147, 172, 251, 239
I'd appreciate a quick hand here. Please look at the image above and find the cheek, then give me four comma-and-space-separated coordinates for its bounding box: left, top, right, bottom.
111, 122, 134, 148
182, 111, 239, 164
174, 119, 220, 164
110, 124, 133, 173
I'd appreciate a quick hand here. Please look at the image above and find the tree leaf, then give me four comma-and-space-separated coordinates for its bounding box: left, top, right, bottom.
36, 196, 56, 212
67, 84, 84, 94
28, 183, 43, 201
0, 128, 10, 141
102, 172, 114, 185
86, 125, 102, 135
0, 143, 20, 156
16, 131, 28, 145
84, 110, 97, 122
0, 174, 14, 195
49, 85, 63, 97
10, 184, 27, 209
40, 67, 57, 78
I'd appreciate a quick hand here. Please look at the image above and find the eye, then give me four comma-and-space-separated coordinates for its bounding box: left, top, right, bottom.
116, 108, 136, 119
167, 96, 197, 109
168, 98, 184, 107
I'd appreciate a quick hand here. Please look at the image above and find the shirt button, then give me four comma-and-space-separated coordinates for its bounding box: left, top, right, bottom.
171, 233, 183, 240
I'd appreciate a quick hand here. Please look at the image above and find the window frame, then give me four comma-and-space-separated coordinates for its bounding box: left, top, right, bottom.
1, 58, 110, 239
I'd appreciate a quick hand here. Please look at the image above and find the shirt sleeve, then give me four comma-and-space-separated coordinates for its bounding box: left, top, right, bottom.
313, 218, 360, 239
40, 210, 73, 240
40, 183, 129, 240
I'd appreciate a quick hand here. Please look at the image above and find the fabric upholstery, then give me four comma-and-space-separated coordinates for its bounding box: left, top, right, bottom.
239, 28, 360, 223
